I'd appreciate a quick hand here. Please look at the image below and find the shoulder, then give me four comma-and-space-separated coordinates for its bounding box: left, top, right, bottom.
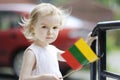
25, 43, 41, 55
48, 45, 59, 51
23, 49, 36, 61
23, 44, 37, 61
49, 45, 64, 54
49, 45, 57, 48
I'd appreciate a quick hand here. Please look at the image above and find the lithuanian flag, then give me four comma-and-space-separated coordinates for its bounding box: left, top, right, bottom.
61, 38, 99, 70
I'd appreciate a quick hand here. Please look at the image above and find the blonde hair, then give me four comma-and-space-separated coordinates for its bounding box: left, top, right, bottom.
20, 3, 69, 41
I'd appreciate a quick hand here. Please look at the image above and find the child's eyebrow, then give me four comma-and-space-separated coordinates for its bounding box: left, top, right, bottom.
41, 23, 46, 25
41, 23, 61, 27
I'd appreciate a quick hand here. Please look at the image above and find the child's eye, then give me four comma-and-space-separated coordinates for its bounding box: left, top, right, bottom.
53, 26, 58, 29
41, 26, 47, 28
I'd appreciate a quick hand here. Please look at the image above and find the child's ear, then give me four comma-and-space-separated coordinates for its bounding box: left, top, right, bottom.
30, 25, 34, 30
30, 25, 35, 34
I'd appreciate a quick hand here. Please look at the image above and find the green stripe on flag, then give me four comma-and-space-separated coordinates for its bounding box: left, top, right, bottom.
69, 45, 89, 65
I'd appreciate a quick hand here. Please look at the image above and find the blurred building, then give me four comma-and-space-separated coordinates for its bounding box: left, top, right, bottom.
63, 0, 114, 23
0, 0, 114, 23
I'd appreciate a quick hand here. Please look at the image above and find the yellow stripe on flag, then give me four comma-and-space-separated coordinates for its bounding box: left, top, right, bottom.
75, 38, 99, 62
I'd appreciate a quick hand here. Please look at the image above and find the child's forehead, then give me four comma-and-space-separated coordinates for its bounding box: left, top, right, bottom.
41, 22, 61, 26
37, 15, 62, 26
40, 14, 62, 20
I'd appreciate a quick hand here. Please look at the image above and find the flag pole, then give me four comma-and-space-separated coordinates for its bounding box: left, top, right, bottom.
59, 69, 79, 79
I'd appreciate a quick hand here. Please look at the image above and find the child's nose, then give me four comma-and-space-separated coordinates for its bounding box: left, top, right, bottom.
47, 29, 53, 35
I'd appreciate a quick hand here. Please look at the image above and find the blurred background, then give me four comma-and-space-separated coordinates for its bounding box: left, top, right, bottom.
0, 0, 120, 80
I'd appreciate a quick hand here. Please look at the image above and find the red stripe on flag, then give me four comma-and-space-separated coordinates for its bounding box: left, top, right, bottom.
61, 50, 83, 70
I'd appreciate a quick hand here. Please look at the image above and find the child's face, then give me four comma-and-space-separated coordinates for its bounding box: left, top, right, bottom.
33, 15, 62, 44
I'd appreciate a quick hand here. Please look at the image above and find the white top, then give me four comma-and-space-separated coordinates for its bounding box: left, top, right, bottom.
25, 43, 64, 78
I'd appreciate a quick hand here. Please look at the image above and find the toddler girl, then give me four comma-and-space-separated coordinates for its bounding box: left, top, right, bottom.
19, 3, 66, 80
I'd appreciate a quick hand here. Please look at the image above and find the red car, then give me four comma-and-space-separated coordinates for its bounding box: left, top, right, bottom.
0, 3, 93, 77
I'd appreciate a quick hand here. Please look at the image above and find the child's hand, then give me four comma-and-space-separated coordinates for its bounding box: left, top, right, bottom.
86, 32, 97, 46
39, 74, 61, 80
